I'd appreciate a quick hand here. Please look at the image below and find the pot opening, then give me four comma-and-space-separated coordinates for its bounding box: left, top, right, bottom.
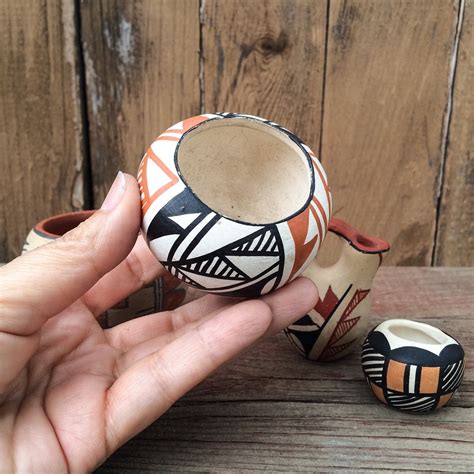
38, 211, 94, 237
388, 323, 446, 345
176, 117, 312, 224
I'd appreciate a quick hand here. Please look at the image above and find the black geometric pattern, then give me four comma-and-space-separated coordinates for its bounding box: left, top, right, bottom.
284, 315, 323, 357
361, 339, 385, 385
147, 187, 285, 297
441, 359, 465, 393
362, 325, 465, 413
285, 284, 358, 361
385, 392, 437, 412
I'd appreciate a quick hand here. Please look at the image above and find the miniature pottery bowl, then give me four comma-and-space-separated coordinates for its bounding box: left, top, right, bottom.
23, 210, 95, 253
362, 319, 465, 412
23, 211, 187, 327
138, 113, 332, 297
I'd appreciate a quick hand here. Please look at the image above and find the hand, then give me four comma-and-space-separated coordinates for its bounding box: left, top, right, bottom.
0, 173, 318, 472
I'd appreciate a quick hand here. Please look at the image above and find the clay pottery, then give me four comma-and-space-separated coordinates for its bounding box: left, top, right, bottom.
285, 218, 390, 361
138, 113, 331, 297
23, 210, 94, 252
362, 319, 465, 412
23, 211, 187, 327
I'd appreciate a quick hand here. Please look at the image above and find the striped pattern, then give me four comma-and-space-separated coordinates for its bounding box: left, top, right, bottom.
138, 147, 179, 214
407, 364, 418, 393
361, 340, 385, 384
386, 391, 437, 412
232, 230, 278, 253
179, 255, 246, 279
441, 359, 465, 392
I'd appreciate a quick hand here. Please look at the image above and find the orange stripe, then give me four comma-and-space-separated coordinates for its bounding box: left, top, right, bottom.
141, 148, 179, 213
139, 156, 149, 207
309, 153, 332, 218
311, 155, 329, 189
312, 196, 328, 234
386, 360, 406, 392
182, 115, 210, 131
419, 367, 440, 394
309, 202, 322, 245
156, 136, 180, 142
287, 207, 320, 278
167, 115, 210, 134
144, 181, 176, 212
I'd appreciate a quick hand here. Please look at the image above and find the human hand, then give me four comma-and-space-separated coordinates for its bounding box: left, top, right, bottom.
0, 172, 318, 472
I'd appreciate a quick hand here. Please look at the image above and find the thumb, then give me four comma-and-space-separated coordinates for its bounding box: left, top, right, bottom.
0, 172, 141, 336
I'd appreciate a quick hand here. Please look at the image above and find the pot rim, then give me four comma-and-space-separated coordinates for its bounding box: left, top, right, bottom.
173, 114, 318, 227
35, 210, 95, 238
375, 318, 460, 351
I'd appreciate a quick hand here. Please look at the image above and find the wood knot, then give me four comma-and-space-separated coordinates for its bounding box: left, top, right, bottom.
255, 32, 288, 57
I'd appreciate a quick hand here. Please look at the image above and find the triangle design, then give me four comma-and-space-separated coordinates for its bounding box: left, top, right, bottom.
149, 234, 180, 258
146, 157, 173, 195
304, 210, 318, 245
169, 213, 201, 229
226, 255, 279, 279
178, 269, 243, 289
187, 219, 264, 259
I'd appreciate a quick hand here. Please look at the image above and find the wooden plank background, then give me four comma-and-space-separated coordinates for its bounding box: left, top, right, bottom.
434, 0, 474, 266
0, 0, 85, 260
0, 0, 472, 265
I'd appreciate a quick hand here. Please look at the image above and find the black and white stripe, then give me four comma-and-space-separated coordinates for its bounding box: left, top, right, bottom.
386, 391, 437, 412
231, 230, 277, 254
442, 359, 465, 392
179, 256, 246, 280
361, 341, 385, 384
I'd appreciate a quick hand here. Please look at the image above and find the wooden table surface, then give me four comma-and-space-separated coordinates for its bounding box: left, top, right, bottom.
90, 267, 472, 472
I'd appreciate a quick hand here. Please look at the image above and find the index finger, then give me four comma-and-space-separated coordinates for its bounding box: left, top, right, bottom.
0, 173, 140, 336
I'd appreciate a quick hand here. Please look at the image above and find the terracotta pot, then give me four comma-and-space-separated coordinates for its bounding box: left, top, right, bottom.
23, 211, 187, 327
138, 113, 331, 297
361, 319, 465, 412
285, 218, 390, 361
23, 211, 94, 253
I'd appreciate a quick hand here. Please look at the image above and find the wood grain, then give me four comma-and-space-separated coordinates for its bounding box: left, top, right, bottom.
80, 0, 200, 204
321, 0, 460, 265
435, 0, 474, 266
97, 267, 474, 472
201, 0, 327, 151
0, 0, 85, 262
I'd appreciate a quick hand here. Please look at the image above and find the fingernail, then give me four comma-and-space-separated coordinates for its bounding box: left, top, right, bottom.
101, 171, 126, 211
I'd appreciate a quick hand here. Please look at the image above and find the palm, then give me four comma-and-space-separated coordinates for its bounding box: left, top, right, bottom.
0, 175, 317, 472
7, 305, 116, 472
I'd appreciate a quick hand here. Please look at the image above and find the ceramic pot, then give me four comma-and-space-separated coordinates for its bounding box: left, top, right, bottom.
138, 113, 332, 297
285, 218, 390, 361
23, 211, 187, 327
361, 319, 465, 412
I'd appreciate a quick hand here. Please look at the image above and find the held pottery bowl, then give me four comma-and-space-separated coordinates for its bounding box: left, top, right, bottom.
362, 319, 465, 412
23, 211, 187, 327
138, 113, 332, 297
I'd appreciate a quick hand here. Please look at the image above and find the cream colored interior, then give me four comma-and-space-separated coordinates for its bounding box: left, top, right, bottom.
389, 324, 446, 345
177, 118, 311, 224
